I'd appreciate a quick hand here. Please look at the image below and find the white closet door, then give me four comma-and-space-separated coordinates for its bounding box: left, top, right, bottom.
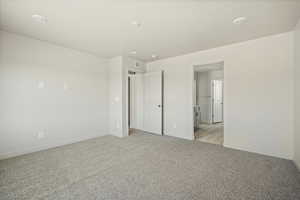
143, 71, 162, 135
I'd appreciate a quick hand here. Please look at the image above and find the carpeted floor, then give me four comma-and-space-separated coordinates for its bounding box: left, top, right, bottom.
0, 131, 300, 200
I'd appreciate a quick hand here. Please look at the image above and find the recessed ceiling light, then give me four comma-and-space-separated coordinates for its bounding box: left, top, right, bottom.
232, 17, 247, 25
151, 54, 158, 59
131, 21, 141, 27
32, 14, 47, 24
130, 51, 137, 55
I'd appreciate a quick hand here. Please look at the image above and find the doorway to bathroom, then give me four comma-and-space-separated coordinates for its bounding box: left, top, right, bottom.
193, 62, 224, 145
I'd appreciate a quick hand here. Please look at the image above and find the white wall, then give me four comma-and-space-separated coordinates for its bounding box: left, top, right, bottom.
210, 70, 224, 80
124, 57, 146, 73
108, 56, 124, 137
122, 57, 145, 134
195, 71, 210, 123
147, 32, 294, 159
130, 74, 144, 130
294, 20, 300, 169
0, 31, 108, 159
108, 56, 145, 137
195, 69, 224, 123
0, 29, 296, 161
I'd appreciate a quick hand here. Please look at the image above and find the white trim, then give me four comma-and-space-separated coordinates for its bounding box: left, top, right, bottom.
223, 142, 293, 160
164, 133, 194, 141
0, 131, 108, 160
294, 160, 300, 171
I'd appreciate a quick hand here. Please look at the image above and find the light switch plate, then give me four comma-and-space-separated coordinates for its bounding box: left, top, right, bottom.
38, 81, 45, 89
63, 82, 69, 90
37, 131, 45, 139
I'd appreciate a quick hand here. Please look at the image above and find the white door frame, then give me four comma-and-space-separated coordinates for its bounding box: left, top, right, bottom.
191, 61, 225, 140
127, 70, 164, 136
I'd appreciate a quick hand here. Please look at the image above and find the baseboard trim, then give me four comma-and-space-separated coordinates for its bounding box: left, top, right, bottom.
223, 142, 292, 160
0, 132, 108, 160
293, 160, 300, 171
109, 131, 124, 138
163, 133, 194, 141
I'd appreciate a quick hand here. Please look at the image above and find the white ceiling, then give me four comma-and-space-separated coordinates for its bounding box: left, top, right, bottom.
1, 0, 300, 62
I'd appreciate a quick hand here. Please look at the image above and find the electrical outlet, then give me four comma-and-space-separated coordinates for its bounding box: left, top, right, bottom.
173, 124, 177, 129
37, 131, 45, 139
63, 82, 69, 90
116, 121, 120, 129
38, 81, 45, 89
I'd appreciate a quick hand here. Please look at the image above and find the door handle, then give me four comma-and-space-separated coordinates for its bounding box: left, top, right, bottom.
158, 105, 161, 108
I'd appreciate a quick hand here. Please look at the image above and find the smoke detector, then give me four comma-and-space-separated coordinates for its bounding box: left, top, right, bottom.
32, 14, 47, 24
233, 17, 247, 25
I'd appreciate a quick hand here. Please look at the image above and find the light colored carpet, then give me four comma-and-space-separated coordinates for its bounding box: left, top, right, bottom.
0, 131, 300, 200
195, 123, 224, 145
